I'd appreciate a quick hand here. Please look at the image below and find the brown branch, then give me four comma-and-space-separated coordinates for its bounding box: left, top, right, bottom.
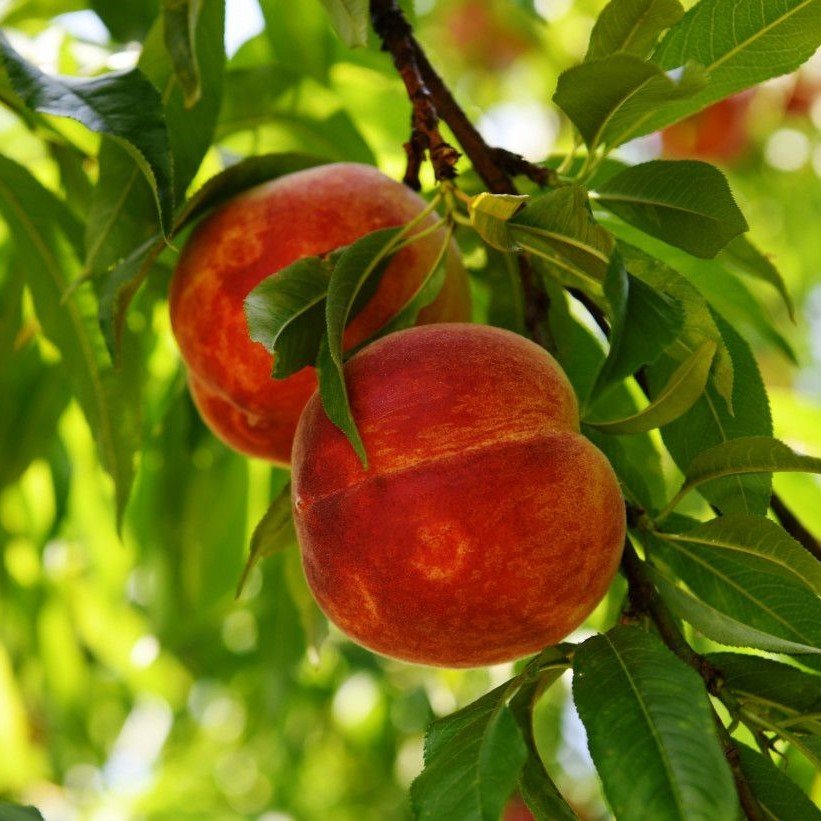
369, 0, 556, 350
771, 493, 821, 560
621, 540, 765, 821
370, 0, 459, 187
410, 37, 557, 191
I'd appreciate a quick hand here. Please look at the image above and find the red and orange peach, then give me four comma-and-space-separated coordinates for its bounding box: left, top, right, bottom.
169, 163, 471, 464
291, 324, 626, 667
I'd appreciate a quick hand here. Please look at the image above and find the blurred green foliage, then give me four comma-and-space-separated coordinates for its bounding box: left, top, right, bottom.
0, 0, 819, 818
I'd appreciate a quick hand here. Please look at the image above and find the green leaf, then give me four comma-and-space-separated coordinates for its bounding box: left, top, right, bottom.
585, 339, 715, 434
706, 652, 821, 717
0, 345, 70, 492
318, 0, 369, 48
636, 0, 821, 141
91, 0, 160, 42
97, 237, 164, 363
236, 482, 295, 598
510, 186, 614, 289
245, 257, 331, 379
465, 244, 526, 335
638, 235, 798, 364
547, 281, 668, 511
657, 514, 821, 595
0, 803, 46, 821
646, 312, 772, 516
618, 241, 734, 406
608, 217, 795, 369
98, 152, 324, 358
0, 33, 174, 237
283, 546, 328, 664
736, 743, 821, 821
586, 0, 684, 60
0, 155, 138, 529
589, 252, 683, 403
662, 436, 821, 520
573, 626, 737, 820
469, 192, 528, 251
644, 529, 821, 657
163, 0, 202, 108
319, 227, 402, 465
597, 161, 748, 259
588, 430, 661, 511
508, 671, 576, 821
719, 235, 795, 322
411, 682, 528, 821
216, 65, 376, 164
648, 559, 820, 655
350, 227, 453, 352
258, 0, 336, 82
86, 2, 224, 276
553, 54, 706, 150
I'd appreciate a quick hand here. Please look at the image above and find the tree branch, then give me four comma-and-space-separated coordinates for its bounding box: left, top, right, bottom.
411, 41, 556, 191
770, 493, 821, 560
369, 0, 555, 350
370, 0, 459, 188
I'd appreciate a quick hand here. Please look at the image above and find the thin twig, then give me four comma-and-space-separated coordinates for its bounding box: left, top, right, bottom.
370, 0, 459, 187
771, 493, 821, 560
369, 0, 556, 349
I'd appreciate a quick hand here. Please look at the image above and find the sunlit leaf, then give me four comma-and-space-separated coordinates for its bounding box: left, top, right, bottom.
618, 241, 734, 406
586, 339, 715, 434
469, 192, 528, 251
657, 514, 821, 594
589, 251, 683, 403
85, 2, 224, 276
0, 156, 138, 528
99, 152, 324, 358
163, 0, 202, 108
510, 186, 614, 287
318, 0, 369, 48
640, 0, 821, 139
662, 436, 821, 519
647, 313, 773, 516
237, 482, 295, 598
245, 257, 331, 379
554, 54, 706, 150
318, 227, 401, 464
597, 160, 748, 259
586, 0, 684, 61
0, 33, 174, 236
720, 235, 795, 322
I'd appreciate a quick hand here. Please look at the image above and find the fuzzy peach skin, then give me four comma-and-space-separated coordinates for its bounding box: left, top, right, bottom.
169, 163, 471, 464
291, 324, 626, 667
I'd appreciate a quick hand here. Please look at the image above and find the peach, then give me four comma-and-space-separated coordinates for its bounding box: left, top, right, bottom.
169, 163, 471, 464
291, 324, 626, 667
662, 94, 753, 164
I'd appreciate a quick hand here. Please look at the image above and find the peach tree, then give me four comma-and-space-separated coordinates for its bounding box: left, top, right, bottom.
0, 0, 820, 818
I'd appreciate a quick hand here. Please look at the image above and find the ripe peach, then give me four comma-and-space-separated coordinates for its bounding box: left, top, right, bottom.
169, 163, 471, 464
661, 94, 753, 164
291, 324, 626, 667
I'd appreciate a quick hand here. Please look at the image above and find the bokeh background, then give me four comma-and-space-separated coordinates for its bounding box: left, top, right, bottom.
0, 1, 819, 818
